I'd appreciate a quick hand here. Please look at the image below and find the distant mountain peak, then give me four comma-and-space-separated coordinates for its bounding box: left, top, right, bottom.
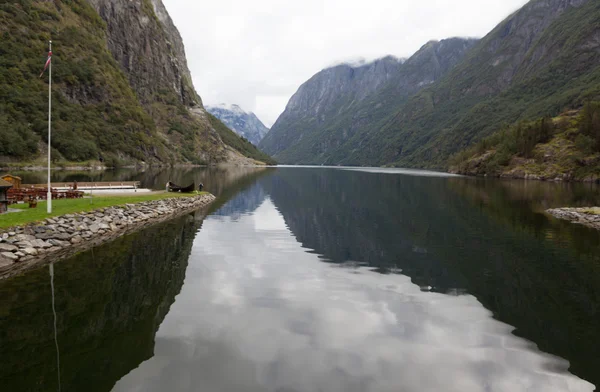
208, 103, 245, 114
206, 104, 270, 145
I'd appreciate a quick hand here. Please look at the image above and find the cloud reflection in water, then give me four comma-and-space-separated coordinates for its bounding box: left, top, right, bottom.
113, 198, 593, 392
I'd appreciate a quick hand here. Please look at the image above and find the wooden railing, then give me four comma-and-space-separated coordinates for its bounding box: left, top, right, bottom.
23, 181, 141, 189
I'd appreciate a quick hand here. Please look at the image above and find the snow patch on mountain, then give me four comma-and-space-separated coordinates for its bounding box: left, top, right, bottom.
206, 104, 270, 145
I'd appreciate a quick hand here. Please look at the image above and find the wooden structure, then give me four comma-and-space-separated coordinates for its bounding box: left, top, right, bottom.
1, 174, 22, 189
24, 181, 140, 191
7, 187, 83, 204
0, 178, 14, 213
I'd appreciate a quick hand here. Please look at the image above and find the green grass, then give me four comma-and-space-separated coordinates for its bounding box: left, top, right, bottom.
0, 191, 208, 229
582, 207, 600, 215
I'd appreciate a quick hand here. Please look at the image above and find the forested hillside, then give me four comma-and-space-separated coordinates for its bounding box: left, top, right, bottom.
450, 102, 600, 181
0, 0, 272, 166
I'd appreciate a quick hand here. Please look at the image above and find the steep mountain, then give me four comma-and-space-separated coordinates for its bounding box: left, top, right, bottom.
259, 38, 477, 163
262, 0, 600, 169
206, 104, 270, 145
345, 0, 600, 169
0, 0, 270, 166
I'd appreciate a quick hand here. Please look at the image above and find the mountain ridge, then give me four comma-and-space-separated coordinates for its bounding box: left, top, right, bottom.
260, 38, 478, 163
261, 0, 600, 170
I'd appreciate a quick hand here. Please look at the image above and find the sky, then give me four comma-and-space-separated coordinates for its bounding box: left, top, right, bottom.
162, 0, 530, 127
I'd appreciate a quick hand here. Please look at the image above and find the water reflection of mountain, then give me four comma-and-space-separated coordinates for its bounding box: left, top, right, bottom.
261, 168, 467, 288
212, 182, 267, 218
0, 213, 202, 392
263, 168, 600, 388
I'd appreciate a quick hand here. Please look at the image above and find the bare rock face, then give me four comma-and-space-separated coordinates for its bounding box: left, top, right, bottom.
86, 0, 200, 107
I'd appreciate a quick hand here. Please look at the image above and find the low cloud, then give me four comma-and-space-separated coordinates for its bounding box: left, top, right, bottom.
164, 0, 529, 127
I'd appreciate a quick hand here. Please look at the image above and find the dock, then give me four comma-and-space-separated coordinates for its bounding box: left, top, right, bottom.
23, 181, 142, 191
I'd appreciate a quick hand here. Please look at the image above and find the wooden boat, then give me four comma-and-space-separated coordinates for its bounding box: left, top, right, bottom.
167, 182, 195, 193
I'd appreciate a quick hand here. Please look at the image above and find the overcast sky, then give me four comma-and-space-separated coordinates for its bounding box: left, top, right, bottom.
163, 0, 529, 127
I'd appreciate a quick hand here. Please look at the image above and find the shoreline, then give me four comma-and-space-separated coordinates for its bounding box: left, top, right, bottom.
0, 162, 272, 172
448, 169, 600, 184
547, 208, 600, 230
0, 193, 215, 280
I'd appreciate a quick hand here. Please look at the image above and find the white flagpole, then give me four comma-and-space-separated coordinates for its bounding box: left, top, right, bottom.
47, 40, 52, 213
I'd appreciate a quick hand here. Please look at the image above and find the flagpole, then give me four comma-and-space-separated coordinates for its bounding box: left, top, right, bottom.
47, 40, 52, 214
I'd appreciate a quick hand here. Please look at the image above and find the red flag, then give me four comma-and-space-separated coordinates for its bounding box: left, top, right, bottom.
40, 50, 52, 78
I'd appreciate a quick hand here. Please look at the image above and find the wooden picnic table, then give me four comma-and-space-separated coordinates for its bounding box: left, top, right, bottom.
7, 187, 84, 204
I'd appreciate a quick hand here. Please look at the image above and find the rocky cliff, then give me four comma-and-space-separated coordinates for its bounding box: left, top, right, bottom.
0, 0, 270, 166
87, 0, 200, 107
206, 104, 270, 145
259, 38, 477, 163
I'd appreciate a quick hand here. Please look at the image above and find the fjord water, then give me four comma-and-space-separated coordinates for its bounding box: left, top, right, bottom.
1, 167, 600, 391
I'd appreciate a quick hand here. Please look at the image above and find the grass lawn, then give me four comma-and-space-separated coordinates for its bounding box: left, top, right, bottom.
0, 192, 208, 229
583, 207, 600, 215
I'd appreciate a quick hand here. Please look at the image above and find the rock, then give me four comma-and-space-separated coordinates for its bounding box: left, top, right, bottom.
22, 248, 38, 256
8, 232, 15, 236
14, 234, 36, 242
53, 233, 71, 241
110, 223, 118, 231
31, 239, 52, 249
98, 223, 110, 230
16, 241, 33, 248
89, 224, 100, 233
14, 251, 25, 257
71, 236, 83, 244
2, 233, 8, 240
0, 243, 18, 252
1, 252, 18, 261
0, 256, 13, 267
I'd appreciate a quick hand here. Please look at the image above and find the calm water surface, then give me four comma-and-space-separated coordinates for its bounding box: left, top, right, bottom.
1, 167, 599, 391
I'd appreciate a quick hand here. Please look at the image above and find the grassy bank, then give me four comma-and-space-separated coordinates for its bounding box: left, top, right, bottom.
0, 192, 207, 229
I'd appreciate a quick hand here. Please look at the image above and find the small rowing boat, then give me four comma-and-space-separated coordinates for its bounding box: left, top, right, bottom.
167, 182, 195, 193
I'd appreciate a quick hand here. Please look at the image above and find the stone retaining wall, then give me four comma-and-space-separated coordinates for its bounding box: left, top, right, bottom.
0, 194, 215, 279
547, 208, 600, 230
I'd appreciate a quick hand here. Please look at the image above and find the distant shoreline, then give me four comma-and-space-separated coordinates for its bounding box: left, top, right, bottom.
0, 162, 271, 172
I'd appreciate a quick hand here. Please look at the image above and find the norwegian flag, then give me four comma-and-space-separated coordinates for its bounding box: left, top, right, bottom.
40, 50, 52, 78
